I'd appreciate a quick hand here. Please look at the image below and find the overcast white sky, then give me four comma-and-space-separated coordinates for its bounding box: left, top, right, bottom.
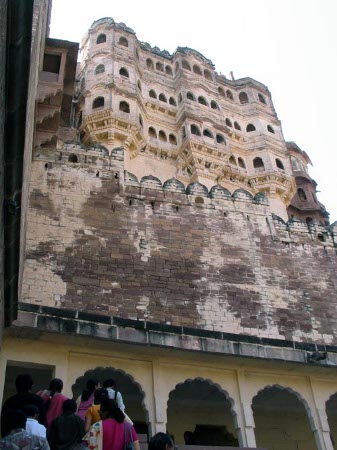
50, 0, 337, 222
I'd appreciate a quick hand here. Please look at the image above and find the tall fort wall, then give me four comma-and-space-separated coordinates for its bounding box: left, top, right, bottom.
22, 145, 337, 345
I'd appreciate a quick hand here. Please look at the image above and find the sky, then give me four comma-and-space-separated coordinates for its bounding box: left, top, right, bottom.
50, 0, 337, 222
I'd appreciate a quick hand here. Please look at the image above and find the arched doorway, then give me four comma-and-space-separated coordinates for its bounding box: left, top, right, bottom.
72, 366, 149, 436
167, 378, 239, 446
326, 393, 337, 449
252, 385, 317, 450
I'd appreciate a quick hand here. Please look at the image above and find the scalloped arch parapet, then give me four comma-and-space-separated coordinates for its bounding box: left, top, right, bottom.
272, 214, 286, 225
209, 185, 231, 199
254, 192, 269, 205
176, 47, 214, 68
186, 181, 209, 197
89, 144, 109, 155
124, 170, 139, 186
63, 141, 86, 151
89, 17, 135, 35
111, 146, 124, 156
232, 189, 254, 201
140, 175, 163, 190
163, 177, 185, 193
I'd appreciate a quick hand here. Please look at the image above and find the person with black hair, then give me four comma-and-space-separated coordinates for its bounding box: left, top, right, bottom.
23, 404, 47, 438
76, 379, 99, 422
0, 409, 49, 450
84, 399, 139, 450
1, 374, 46, 438
48, 399, 85, 450
148, 433, 174, 450
38, 379, 68, 428
84, 388, 109, 432
102, 379, 125, 411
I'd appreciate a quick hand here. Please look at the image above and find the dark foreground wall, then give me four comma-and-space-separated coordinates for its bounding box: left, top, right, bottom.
22, 149, 337, 345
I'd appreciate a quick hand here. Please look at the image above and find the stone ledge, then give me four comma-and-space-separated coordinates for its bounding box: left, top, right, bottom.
13, 304, 337, 368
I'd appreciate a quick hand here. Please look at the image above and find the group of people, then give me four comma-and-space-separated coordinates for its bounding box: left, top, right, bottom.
0, 374, 174, 450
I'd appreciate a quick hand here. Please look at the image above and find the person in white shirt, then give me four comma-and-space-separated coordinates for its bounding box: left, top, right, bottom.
102, 379, 125, 411
23, 405, 47, 438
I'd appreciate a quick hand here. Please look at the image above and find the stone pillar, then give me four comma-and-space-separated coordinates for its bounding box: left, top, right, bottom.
315, 408, 334, 450
236, 371, 257, 448
151, 361, 168, 435
309, 379, 334, 450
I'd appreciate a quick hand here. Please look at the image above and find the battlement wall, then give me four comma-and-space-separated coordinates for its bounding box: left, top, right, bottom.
22, 151, 337, 345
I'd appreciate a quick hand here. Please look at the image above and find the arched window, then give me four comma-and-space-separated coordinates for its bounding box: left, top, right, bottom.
218, 87, 225, 96
139, 115, 143, 128
96, 34, 106, 44
146, 59, 154, 69
203, 129, 214, 138
239, 91, 249, 104
193, 65, 202, 75
156, 62, 164, 72
267, 125, 275, 133
210, 100, 218, 110
148, 127, 157, 138
298, 188, 307, 201
169, 134, 177, 145
68, 153, 78, 163
246, 123, 256, 132
119, 101, 130, 113
216, 133, 226, 144
276, 158, 284, 170
119, 67, 129, 78
226, 118, 233, 127
229, 155, 237, 165
95, 64, 105, 75
238, 157, 246, 168
198, 96, 208, 106
165, 65, 173, 76
137, 80, 142, 91
149, 89, 157, 99
159, 93, 167, 102
182, 60, 191, 71
191, 124, 201, 136
187, 92, 195, 101
119, 36, 128, 47
234, 121, 241, 130
181, 126, 186, 138
178, 93, 182, 104
159, 130, 167, 142
258, 93, 266, 104
169, 97, 177, 106
77, 111, 82, 128
226, 89, 234, 100
291, 158, 299, 171
92, 97, 104, 109
306, 217, 313, 226
204, 69, 213, 81
253, 157, 264, 169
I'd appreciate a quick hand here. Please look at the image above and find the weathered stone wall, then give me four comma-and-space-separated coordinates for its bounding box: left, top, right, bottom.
22, 151, 337, 344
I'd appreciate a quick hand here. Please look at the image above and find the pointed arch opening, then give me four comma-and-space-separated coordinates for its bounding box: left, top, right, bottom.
72, 366, 149, 436
167, 378, 240, 446
252, 385, 318, 450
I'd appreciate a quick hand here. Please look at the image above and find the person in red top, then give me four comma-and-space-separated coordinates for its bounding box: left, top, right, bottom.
84, 399, 140, 450
38, 379, 68, 429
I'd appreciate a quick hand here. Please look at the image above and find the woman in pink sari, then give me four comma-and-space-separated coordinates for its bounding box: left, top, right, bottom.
84, 399, 140, 450
76, 379, 99, 422
38, 378, 68, 428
